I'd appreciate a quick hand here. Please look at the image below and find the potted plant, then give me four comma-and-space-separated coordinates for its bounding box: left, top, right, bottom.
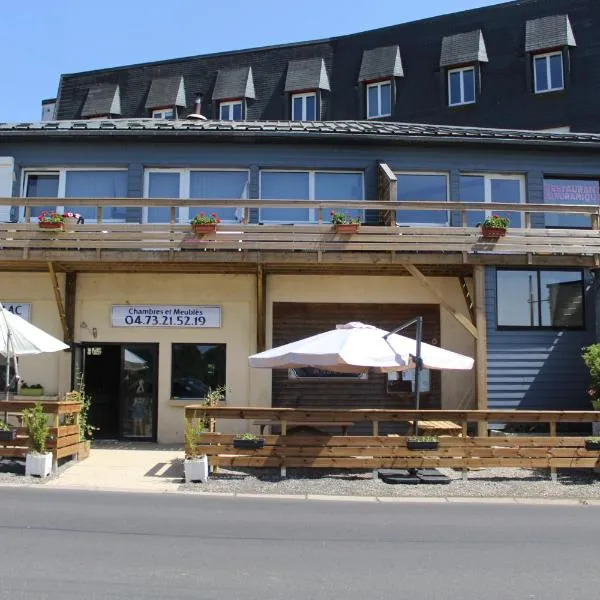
330, 210, 360, 233
65, 378, 97, 459
406, 435, 439, 450
22, 402, 52, 477
233, 432, 265, 450
480, 215, 509, 237
0, 419, 17, 442
191, 212, 221, 235
63, 212, 84, 228
184, 418, 209, 483
37, 211, 66, 231
19, 383, 44, 397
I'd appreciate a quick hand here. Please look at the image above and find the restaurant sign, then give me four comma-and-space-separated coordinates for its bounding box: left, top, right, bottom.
1, 302, 31, 322
543, 180, 600, 203
112, 305, 221, 328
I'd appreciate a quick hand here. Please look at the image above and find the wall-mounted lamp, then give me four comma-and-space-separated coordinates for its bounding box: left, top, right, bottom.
92, 327, 98, 339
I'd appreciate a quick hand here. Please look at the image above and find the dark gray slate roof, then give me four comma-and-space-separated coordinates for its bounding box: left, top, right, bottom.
2, 118, 600, 149
525, 14, 576, 52
284, 58, 330, 92
440, 30, 488, 67
145, 75, 186, 109
212, 67, 255, 100
81, 84, 121, 117
358, 46, 403, 82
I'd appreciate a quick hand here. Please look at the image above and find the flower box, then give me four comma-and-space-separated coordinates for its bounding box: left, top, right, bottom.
0, 428, 17, 442
233, 438, 265, 450
334, 223, 360, 234
25, 452, 53, 478
19, 387, 44, 397
184, 455, 209, 483
481, 227, 507, 238
38, 222, 64, 231
192, 224, 217, 235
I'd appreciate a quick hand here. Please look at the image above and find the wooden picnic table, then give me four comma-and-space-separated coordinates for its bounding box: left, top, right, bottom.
253, 420, 354, 436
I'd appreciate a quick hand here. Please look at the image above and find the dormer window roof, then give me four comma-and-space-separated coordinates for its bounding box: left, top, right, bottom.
358, 46, 403, 82
525, 14, 576, 53
212, 66, 255, 100
145, 75, 186, 110
285, 58, 330, 92
440, 30, 488, 67
81, 84, 121, 118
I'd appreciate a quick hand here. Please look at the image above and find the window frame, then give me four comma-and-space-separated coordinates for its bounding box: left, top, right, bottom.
219, 100, 244, 121
495, 267, 585, 331
152, 108, 175, 120
21, 167, 129, 223
533, 51, 564, 94
291, 92, 317, 121
394, 171, 451, 227
143, 168, 250, 224
459, 173, 526, 227
258, 169, 365, 224
366, 80, 392, 119
447, 66, 476, 107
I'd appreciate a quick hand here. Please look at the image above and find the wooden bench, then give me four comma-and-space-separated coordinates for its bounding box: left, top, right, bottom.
408, 420, 463, 437
252, 420, 354, 436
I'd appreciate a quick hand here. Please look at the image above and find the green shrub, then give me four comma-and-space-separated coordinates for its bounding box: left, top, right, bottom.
582, 344, 600, 403
22, 402, 50, 454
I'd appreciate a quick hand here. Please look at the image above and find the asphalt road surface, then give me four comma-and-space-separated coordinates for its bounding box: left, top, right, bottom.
0, 488, 598, 599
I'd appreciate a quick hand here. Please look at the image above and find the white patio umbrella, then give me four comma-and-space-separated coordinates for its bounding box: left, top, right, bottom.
248, 321, 473, 373
0, 302, 69, 400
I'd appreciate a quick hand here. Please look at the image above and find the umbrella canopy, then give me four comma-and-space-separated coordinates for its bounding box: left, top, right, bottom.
0, 304, 69, 356
248, 322, 473, 373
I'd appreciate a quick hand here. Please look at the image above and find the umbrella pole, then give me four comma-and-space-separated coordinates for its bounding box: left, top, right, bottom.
412, 316, 423, 436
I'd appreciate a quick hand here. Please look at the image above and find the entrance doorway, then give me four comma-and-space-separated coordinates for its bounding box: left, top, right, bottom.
77, 343, 158, 441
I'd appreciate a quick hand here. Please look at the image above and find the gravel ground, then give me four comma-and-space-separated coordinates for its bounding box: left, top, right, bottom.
0, 457, 73, 485
179, 467, 600, 499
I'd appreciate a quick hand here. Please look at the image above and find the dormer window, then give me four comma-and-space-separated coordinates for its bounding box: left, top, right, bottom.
533, 51, 564, 93
448, 66, 475, 106
152, 108, 175, 120
366, 81, 391, 119
219, 100, 243, 121
291, 92, 316, 121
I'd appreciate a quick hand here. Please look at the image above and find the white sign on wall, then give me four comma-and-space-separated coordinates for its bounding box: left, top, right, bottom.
111, 305, 221, 328
1, 302, 31, 322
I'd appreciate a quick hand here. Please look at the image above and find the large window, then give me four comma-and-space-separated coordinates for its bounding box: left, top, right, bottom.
367, 81, 391, 119
543, 178, 599, 229
260, 171, 364, 223
292, 92, 317, 121
459, 174, 524, 227
496, 269, 584, 329
396, 173, 448, 225
144, 169, 249, 223
23, 169, 128, 222
534, 51, 564, 94
171, 343, 226, 400
448, 66, 476, 106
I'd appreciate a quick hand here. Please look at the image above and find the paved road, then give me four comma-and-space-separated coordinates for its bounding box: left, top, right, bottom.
0, 488, 598, 600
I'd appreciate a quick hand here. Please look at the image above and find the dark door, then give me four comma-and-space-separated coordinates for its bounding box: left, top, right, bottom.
84, 344, 121, 439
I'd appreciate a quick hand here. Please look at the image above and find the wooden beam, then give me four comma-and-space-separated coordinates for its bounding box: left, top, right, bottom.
458, 276, 476, 324
473, 265, 488, 436
64, 272, 77, 345
404, 264, 478, 339
256, 265, 267, 352
377, 162, 397, 226
47, 262, 69, 342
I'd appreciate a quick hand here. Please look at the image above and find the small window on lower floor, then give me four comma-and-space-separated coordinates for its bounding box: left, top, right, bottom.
171, 343, 226, 399
496, 269, 584, 329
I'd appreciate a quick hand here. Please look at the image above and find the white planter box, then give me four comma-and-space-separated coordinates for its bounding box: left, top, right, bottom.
184, 456, 208, 483
25, 452, 53, 478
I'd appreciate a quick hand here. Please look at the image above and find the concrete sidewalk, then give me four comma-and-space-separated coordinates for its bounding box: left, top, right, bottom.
46, 442, 184, 493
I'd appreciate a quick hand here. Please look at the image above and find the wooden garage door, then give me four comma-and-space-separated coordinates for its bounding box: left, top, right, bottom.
272, 303, 441, 424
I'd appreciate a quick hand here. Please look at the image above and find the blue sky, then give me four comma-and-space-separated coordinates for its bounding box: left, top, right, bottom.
3, 0, 501, 121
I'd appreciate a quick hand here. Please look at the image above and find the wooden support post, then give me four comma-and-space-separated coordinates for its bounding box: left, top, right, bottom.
256, 266, 267, 352
405, 264, 478, 339
474, 266, 488, 437
64, 272, 77, 346
377, 162, 397, 226
372, 420, 379, 436
281, 420, 287, 436
549, 421, 557, 482
462, 421, 469, 480
48, 262, 70, 342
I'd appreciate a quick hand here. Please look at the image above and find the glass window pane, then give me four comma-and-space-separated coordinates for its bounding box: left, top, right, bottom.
219, 104, 229, 120
171, 343, 226, 399
305, 95, 316, 121
147, 172, 179, 223
232, 103, 243, 121
539, 271, 583, 327
543, 179, 597, 228
490, 178, 522, 227
292, 96, 303, 121
25, 174, 59, 218
397, 174, 448, 224
459, 175, 485, 227
462, 68, 475, 103
449, 71, 462, 105
367, 85, 379, 118
316, 172, 363, 222
64, 171, 128, 221
497, 270, 540, 327
380, 83, 391, 116
535, 56, 548, 92
189, 171, 248, 222
261, 171, 310, 222
549, 54, 564, 89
